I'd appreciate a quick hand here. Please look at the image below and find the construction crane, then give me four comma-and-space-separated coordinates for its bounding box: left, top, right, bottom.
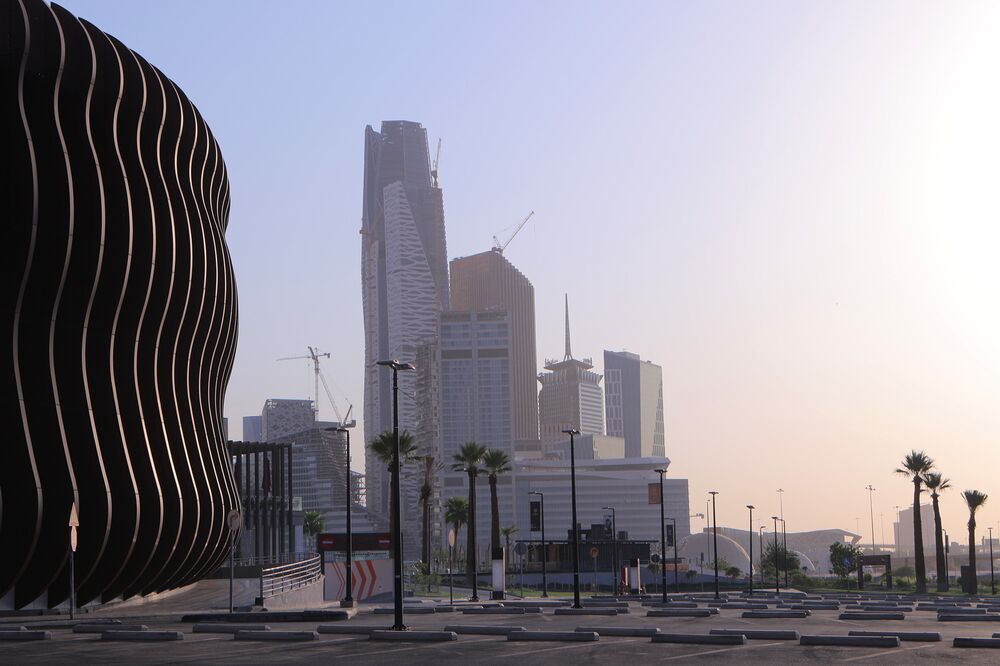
276, 346, 356, 428
492, 211, 535, 254
431, 138, 442, 188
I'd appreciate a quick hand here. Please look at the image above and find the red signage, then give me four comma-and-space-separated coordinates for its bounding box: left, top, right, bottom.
317, 532, 391, 552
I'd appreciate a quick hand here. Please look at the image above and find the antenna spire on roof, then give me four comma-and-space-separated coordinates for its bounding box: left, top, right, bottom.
564, 293, 572, 361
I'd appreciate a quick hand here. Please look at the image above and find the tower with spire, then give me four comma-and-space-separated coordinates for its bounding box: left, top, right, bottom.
537, 295, 605, 452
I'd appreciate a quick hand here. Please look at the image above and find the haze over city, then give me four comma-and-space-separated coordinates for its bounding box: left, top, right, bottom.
57, 0, 1000, 544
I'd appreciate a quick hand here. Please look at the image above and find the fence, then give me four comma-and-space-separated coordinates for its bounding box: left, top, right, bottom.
259, 554, 322, 600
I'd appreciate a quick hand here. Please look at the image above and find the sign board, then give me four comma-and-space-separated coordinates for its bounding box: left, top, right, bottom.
317, 532, 391, 552
226, 509, 242, 532
448, 528, 456, 548
589, 546, 600, 559
530, 501, 541, 532
514, 542, 527, 557
603, 514, 613, 536
648, 482, 661, 505
666, 523, 675, 548
650, 553, 661, 564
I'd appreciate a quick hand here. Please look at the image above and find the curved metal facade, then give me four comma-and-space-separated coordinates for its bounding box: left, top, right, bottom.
2, 0, 238, 609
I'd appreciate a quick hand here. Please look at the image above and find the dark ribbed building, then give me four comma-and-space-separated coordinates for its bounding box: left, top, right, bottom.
2, 0, 238, 609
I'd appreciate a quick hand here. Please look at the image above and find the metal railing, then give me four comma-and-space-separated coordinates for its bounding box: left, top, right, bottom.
259, 554, 322, 600
236, 551, 315, 568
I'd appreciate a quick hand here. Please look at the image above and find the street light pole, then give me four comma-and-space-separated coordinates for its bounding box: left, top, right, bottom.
780, 517, 789, 588
655, 470, 668, 602
771, 516, 780, 595
709, 491, 720, 599
759, 526, 765, 589
563, 428, 582, 609
990, 527, 996, 595
602, 506, 618, 597
747, 505, 755, 596
866, 485, 876, 554
336, 427, 355, 607
530, 491, 548, 597
377, 359, 415, 631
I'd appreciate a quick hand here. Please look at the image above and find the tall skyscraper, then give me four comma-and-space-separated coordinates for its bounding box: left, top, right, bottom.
361, 120, 449, 526
450, 251, 539, 457
537, 296, 604, 451
438, 310, 515, 548
604, 350, 666, 458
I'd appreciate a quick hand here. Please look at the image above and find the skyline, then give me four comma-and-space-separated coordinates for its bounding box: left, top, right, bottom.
57, 0, 1000, 543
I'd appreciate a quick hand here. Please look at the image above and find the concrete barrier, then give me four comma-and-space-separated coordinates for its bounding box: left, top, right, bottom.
642, 601, 698, 608
374, 607, 436, 615
718, 603, 768, 610
73, 624, 149, 633
939, 614, 1000, 622
317, 625, 384, 635
710, 629, 800, 640
502, 600, 571, 608
181, 610, 353, 623
647, 609, 715, 618
462, 607, 525, 615
444, 625, 527, 635
370, 630, 457, 642
581, 601, 630, 609
839, 612, 905, 621
954, 637, 1000, 648
0, 631, 50, 641
101, 631, 184, 641
508, 630, 598, 642
652, 633, 746, 645
0, 626, 27, 632
848, 631, 941, 642
800, 635, 900, 647
575, 626, 660, 637
742, 610, 809, 619
554, 608, 619, 616
193, 623, 270, 633
937, 608, 987, 614
235, 630, 317, 641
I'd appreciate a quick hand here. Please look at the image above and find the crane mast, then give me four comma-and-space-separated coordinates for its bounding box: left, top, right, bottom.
276, 346, 356, 428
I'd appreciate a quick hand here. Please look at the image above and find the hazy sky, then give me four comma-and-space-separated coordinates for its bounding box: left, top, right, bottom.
62, 0, 1000, 542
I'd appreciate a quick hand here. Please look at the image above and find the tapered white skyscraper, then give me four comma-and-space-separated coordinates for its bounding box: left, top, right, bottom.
361, 121, 449, 537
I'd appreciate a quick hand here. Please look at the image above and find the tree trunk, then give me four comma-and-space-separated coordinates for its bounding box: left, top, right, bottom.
466, 472, 477, 589
490, 475, 501, 559
912, 477, 927, 593
932, 494, 947, 592
968, 517, 977, 595
421, 495, 430, 569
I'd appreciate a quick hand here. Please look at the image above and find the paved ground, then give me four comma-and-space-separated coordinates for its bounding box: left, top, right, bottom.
5, 595, 1000, 664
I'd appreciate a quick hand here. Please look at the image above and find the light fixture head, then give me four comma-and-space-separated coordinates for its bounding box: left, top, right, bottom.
654, 468, 666, 474
561, 428, 580, 436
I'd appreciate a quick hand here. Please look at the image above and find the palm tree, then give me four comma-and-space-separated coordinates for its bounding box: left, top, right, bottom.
895, 450, 934, 593
452, 441, 487, 594
963, 490, 988, 595
500, 525, 519, 571
923, 472, 952, 592
444, 496, 468, 588
482, 449, 512, 563
368, 430, 417, 552
303, 510, 324, 550
418, 454, 441, 570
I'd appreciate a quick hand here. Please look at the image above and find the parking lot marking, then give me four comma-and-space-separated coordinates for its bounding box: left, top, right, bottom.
657, 640, 786, 661
497, 637, 645, 658
838, 643, 935, 662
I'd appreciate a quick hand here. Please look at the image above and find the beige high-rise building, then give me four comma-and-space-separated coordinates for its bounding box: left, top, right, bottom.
450, 251, 540, 457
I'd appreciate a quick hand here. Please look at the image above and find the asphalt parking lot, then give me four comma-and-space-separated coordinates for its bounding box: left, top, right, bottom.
5, 595, 1000, 664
